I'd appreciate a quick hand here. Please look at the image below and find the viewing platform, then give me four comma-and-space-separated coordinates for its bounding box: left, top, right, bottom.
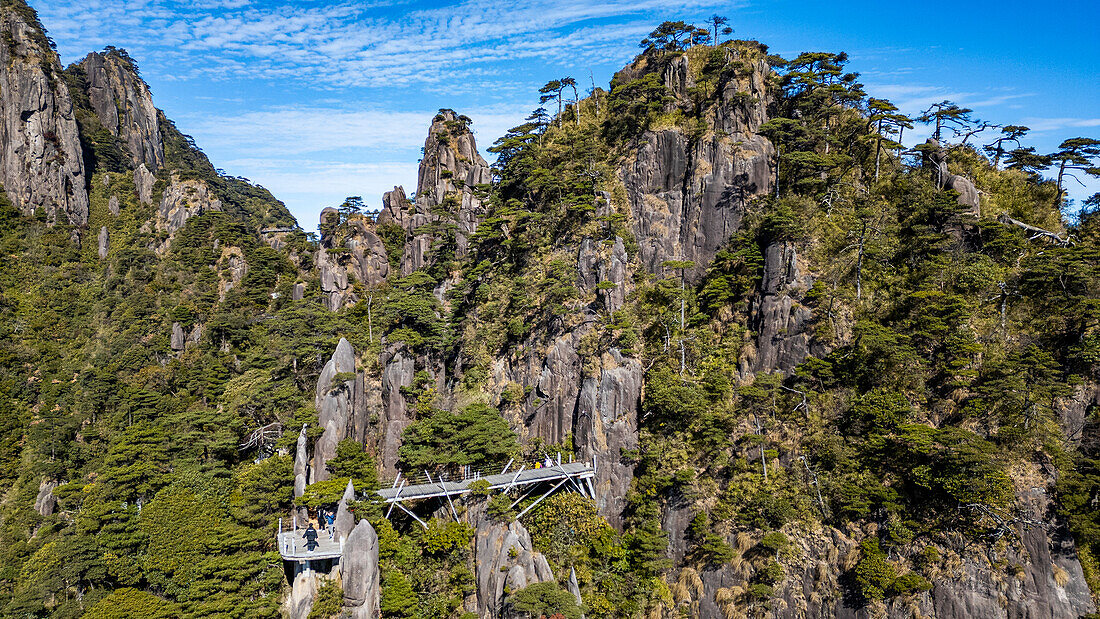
277, 528, 343, 561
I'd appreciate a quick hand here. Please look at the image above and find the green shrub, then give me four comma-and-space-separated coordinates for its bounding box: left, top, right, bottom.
890, 573, 933, 596
853, 538, 894, 601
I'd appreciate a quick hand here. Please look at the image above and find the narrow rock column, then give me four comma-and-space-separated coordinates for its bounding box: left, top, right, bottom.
342, 519, 380, 619
293, 424, 309, 524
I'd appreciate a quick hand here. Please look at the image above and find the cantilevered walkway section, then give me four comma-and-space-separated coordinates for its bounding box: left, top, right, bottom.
277, 456, 597, 562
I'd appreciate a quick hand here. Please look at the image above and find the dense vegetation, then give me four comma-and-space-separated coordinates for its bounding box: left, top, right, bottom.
0, 7, 1098, 619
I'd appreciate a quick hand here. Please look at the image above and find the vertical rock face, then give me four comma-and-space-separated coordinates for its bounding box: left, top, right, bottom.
78, 51, 164, 171
33, 479, 57, 516
312, 338, 365, 482
619, 54, 774, 280
333, 480, 355, 542
97, 225, 108, 259
379, 342, 415, 475
342, 519, 380, 619
378, 109, 491, 275
293, 424, 309, 523
133, 163, 154, 205
749, 241, 821, 375
0, 2, 88, 227
316, 208, 390, 311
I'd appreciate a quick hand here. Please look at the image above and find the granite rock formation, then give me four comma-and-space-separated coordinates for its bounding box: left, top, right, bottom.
312, 338, 364, 481
342, 519, 381, 619
618, 52, 774, 280
378, 109, 491, 276
78, 51, 163, 171
471, 507, 555, 619
0, 5, 88, 227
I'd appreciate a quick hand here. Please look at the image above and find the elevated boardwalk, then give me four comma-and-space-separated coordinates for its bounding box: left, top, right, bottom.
377, 461, 595, 504
278, 457, 597, 561
277, 529, 342, 561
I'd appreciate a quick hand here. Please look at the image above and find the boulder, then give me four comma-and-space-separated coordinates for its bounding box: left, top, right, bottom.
107, 194, 119, 216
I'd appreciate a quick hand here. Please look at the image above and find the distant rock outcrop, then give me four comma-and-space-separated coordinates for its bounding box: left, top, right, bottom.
157, 175, 221, 241
34, 479, 57, 516
0, 2, 88, 227
379, 109, 491, 276
78, 51, 164, 171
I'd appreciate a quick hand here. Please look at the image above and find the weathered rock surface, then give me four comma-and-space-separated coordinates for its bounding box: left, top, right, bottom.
491, 330, 640, 528
293, 425, 309, 524
283, 567, 321, 619
79, 51, 163, 171
379, 110, 491, 276
333, 479, 355, 543
158, 175, 221, 240
749, 241, 822, 375
924, 138, 981, 215
315, 209, 389, 311
107, 194, 119, 216
472, 507, 555, 619
33, 479, 57, 516
379, 341, 415, 475
170, 322, 186, 351
133, 163, 154, 205
342, 519, 380, 619
619, 54, 774, 280
0, 4, 88, 227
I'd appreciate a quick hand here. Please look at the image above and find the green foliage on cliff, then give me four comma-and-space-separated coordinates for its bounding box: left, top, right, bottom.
1, 5, 1099, 618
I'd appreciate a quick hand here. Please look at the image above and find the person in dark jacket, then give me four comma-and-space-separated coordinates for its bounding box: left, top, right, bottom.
304, 522, 319, 551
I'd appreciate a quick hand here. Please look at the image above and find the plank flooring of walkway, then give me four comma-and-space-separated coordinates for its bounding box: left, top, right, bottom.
376, 461, 595, 503
277, 529, 342, 561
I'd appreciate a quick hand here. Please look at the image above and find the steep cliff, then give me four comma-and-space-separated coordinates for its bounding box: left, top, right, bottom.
77, 50, 163, 171
0, 0, 87, 227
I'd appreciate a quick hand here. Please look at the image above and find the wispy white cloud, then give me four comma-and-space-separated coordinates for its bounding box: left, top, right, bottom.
32, 0, 740, 89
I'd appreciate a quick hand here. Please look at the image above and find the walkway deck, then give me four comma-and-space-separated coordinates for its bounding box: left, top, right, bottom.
277, 529, 342, 561
376, 461, 595, 503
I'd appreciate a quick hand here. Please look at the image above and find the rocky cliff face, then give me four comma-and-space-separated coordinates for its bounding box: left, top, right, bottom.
619, 52, 774, 280
0, 3, 88, 227
79, 51, 163, 171
470, 504, 556, 619
316, 207, 390, 311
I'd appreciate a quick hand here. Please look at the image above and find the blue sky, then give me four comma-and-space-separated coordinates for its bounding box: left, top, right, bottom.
29, 0, 1100, 229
